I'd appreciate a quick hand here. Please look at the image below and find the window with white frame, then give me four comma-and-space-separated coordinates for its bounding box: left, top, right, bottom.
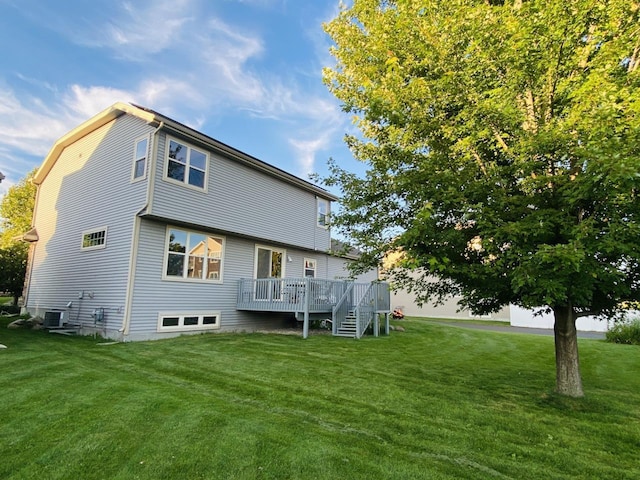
317, 198, 329, 228
165, 228, 224, 281
304, 258, 317, 278
157, 312, 220, 332
166, 138, 208, 189
81, 227, 107, 250
132, 136, 148, 180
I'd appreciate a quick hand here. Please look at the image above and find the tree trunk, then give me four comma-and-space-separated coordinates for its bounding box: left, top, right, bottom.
553, 305, 584, 397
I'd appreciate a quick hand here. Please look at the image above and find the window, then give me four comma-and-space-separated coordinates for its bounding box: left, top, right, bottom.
132, 136, 148, 180
166, 138, 208, 189
317, 198, 329, 228
165, 227, 224, 282
304, 258, 317, 278
81, 227, 107, 250
157, 312, 220, 332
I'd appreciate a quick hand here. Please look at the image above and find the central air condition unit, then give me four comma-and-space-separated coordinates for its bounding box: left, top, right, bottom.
43, 310, 65, 328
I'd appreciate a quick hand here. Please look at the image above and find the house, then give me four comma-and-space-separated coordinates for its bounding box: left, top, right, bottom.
23, 102, 390, 341
384, 253, 609, 332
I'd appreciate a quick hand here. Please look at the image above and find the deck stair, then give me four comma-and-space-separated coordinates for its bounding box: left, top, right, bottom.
335, 310, 358, 337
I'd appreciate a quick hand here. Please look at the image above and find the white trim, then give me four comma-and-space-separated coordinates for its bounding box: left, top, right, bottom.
80, 226, 108, 251
162, 226, 225, 283
157, 311, 221, 332
162, 135, 209, 192
253, 244, 287, 279
131, 134, 150, 182
121, 215, 142, 335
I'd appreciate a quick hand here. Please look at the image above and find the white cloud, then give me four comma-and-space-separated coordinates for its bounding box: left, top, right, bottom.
63, 85, 137, 119
0, 90, 70, 157
289, 136, 331, 178
82, 0, 195, 59
0, 0, 353, 186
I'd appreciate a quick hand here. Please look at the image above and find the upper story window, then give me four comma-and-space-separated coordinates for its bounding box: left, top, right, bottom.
165, 227, 224, 282
166, 138, 208, 189
317, 198, 330, 228
81, 227, 107, 251
132, 136, 148, 181
304, 258, 317, 278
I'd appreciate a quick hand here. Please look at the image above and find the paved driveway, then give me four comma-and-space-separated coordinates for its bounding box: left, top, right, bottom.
429, 321, 606, 340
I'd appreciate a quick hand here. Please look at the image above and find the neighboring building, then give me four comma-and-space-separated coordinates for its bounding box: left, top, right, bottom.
510, 306, 610, 332
384, 251, 611, 331
23, 103, 388, 341
390, 288, 511, 322
382, 250, 511, 321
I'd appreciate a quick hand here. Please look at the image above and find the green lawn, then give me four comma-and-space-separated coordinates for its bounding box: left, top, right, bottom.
1, 317, 638, 479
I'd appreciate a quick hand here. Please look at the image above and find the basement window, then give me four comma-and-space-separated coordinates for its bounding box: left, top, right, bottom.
157, 312, 220, 332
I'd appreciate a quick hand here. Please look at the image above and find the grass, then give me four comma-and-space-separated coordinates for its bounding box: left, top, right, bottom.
1, 316, 639, 480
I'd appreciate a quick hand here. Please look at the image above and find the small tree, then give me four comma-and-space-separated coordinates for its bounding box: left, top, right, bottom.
0, 169, 37, 248
0, 243, 28, 306
0, 169, 37, 305
322, 0, 640, 397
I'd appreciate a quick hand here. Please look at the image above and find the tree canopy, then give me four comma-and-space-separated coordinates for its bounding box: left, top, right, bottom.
322, 0, 640, 397
0, 169, 37, 248
0, 169, 37, 305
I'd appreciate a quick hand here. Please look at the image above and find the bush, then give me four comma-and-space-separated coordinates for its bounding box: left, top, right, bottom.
605, 319, 640, 345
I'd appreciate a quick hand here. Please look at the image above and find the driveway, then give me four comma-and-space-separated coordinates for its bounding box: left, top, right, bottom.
427, 321, 606, 340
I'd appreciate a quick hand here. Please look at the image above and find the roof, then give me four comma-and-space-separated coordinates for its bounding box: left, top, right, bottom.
33, 102, 338, 201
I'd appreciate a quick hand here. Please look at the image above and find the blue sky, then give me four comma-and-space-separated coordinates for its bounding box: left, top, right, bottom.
0, 0, 358, 198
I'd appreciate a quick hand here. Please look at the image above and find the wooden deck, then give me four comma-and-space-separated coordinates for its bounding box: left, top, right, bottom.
237, 278, 391, 338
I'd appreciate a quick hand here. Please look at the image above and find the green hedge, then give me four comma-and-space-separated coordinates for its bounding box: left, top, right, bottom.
605, 319, 640, 345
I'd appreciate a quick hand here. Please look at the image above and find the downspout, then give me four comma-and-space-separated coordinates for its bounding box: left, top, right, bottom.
120, 121, 164, 336
22, 179, 42, 311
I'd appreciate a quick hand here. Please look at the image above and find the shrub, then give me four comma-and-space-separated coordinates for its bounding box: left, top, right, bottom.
605, 319, 640, 345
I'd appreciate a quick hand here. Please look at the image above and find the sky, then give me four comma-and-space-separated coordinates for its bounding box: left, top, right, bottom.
0, 0, 360, 199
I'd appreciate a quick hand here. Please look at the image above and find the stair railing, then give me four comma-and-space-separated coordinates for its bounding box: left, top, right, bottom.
354, 283, 377, 338
331, 282, 354, 335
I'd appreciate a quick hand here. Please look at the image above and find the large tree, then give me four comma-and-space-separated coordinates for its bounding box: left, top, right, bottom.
0, 169, 37, 305
322, 0, 640, 397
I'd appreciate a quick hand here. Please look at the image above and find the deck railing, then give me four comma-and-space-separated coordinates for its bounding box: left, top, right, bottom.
237, 277, 347, 313
237, 278, 391, 338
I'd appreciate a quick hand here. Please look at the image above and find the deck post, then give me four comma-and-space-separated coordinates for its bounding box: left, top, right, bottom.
302, 277, 310, 339
385, 312, 390, 335
374, 313, 379, 337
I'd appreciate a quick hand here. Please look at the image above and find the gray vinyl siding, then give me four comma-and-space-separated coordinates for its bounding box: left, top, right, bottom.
126, 218, 360, 340
25, 115, 153, 336
149, 131, 331, 251
127, 219, 295, 340
326, 255, 378, 283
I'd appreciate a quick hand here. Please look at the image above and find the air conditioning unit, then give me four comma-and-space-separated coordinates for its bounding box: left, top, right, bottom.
43, 310, 65, 328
